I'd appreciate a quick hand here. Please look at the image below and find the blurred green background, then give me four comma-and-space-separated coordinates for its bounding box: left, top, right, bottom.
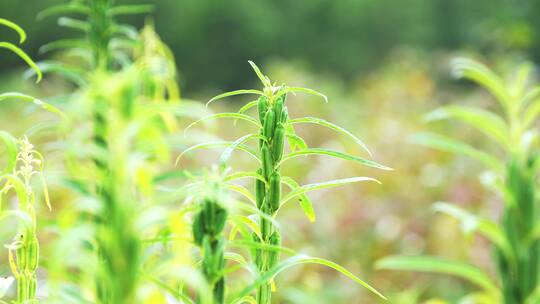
1, 0, 538, 303
2, 0, 539, 94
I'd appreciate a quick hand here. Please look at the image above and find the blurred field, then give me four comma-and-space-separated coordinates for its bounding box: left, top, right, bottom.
1, 1, 539, 303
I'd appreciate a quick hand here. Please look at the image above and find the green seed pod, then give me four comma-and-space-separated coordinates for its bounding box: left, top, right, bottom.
214, 278, 225, 304
16, 243, 26, 271
260, 217, 272, 242
252, 232, 262, 266
28, 275, 37, 299
202, 236, 213, 273
268, 172, 281, 214
258, 129, 265, 150
268, 231, 281, 268
257, 286, 270, 304
258, 96, 268, 123
203, 199, 215, 233
274, 95, 284, 122
255, 169, 266, 209
17, 279, 26, 302
192, 212, 205, 246
263, 110, 275, 138
214, 206, 228, 235
261, 143, 273, 180
272, 125, 285, 162
281, 106, 289, 123
28, 238, 39, 271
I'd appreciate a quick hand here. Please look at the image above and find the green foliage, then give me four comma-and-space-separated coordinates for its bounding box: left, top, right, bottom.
182, 61, 390, 303
377, 57, 540, 303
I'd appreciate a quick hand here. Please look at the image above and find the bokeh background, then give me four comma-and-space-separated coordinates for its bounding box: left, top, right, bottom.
1, 0, 538, 303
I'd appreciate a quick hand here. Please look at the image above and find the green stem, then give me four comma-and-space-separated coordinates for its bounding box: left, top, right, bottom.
254, 93, 287, 304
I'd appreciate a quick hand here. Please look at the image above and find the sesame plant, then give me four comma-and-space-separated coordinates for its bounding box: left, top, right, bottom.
35, 2, 198, 302
0, 19, 63, 303
377, 58, 540, 303
180, 61, 391, 303
1, 137, 51, 304
192, 189, 228, 304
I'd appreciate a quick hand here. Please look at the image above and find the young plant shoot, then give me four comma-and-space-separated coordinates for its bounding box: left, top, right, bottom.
180, 61, 391, 303
377, 58, 540, 304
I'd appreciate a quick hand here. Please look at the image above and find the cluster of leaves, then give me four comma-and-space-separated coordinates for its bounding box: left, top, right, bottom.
0, 19, 63, 304
377, 58, 540, 303
179, 62, 391, 303
2, 2, 394, 303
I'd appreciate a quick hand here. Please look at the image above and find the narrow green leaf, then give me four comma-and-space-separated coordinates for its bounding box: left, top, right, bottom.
39, 39, 88, 54
281, 177, 380, 206
237, 100, 259, 115
433, 202, 513, 261
411, 133, 503, 173
25, 61, 87, 87
37, 3, 91, 20
278, 148, 392, 171
176, 141, 260, 166
0, 93, 65, 118
248, 61, 271, 87
225, 183, 257, 206
281, 176, 315, 222
224, 171, 267, 185
237, 254, 386, 300
281, 87, 328, 103
523, 99, 540, 130
288, 117, 372, 156
376, 255, 499, 297
206, 89, 263, 107
185, 113, 260, 134
220, 134, 264, 168
425, 105, 509, 148
0, 43, 41, 82
284, 124, 308, 151
451, 58, 511, 110
109, 4, 154, 16
0, 131, 18, 174
0, 18, 26, 43
58, 17, 89, 32
0, 174, 28, 208
230, 295, 257, 304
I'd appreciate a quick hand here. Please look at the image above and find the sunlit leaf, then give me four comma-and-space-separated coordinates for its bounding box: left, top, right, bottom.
0, 93, 66, 119
109, 4, 154, 16
0, 43, 42, 82
0, 131, 18, 174
451, 58, 511, 111
58, 17, 89, 32
410, 133, 503, 173
0, 18, 26, 43
206, 89, 264, 106
278, 148, 392, 171
433, 202, 512, 261
220, 134, 264, 168
281, 176, 315, 222
237, 100, 259, 115
376, 255, 499, 297
281, 177, 380, 206
425, 105, 509, 148
176, 141, 260, 166
248, 61, 271, 87
224, 171, 266, 184
185, 113, 261, 133
280, 87, 328, 103
37, 3, 91, 20
237, 254, 386, 300
288, 117, 372, 156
